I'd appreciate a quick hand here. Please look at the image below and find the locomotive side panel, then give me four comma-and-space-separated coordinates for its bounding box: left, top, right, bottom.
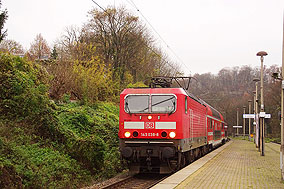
179, 96, 207, 152
206, 105, 226, 147
188, 98, 207, 138
181, 96, 190, 139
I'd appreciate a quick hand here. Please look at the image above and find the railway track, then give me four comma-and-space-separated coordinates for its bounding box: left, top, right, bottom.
101, 174, 168, 189
98, 140, 230, 189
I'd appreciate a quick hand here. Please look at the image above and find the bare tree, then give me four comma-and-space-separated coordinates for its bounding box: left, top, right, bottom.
49, 6, 182, 102
83, 6, 180, 83
28, 33, 50, 60
0, 39, 24, 54
188, 64, 283, 137
56, 26, 81, 60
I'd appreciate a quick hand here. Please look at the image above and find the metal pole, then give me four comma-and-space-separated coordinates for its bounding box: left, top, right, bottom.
237, 108, 239, 136
248, 100, 252, 141
260, 56, 264, 156
281, 74, 284, 179
281, 14, 284, 180
253, 78, 260, 149
243, 106, 246, 137
260, 56, 264, 112
253, 92, 256, 143
256, 80, 260, 150
257, 51, 268, 156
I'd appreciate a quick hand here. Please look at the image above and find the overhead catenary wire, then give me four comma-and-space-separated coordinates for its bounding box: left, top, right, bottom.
90, 0, 180, 74
126, 0, 191, 75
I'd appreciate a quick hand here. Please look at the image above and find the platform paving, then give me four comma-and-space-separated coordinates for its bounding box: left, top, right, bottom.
176, 139, 284, 189
152, 141, 232, 189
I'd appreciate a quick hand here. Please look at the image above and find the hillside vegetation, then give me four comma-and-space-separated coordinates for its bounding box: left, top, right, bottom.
190, 65, 281, 138
0, 54, 122, 188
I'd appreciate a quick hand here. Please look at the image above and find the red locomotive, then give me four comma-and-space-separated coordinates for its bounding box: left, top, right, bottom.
119, 77, 227, 174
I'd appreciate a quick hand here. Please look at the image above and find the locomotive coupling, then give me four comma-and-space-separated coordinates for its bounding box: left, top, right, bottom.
162, 147, 175, 159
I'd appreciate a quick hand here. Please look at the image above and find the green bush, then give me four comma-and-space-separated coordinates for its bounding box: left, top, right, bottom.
54, 102, 122, 175
0, 53, 50, 121
265, 137, 280, 144
0, 138, 91, 188
0, 54, 124, 187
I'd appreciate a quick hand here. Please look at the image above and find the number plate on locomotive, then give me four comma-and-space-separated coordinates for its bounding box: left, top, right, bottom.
140, 133, 159, 137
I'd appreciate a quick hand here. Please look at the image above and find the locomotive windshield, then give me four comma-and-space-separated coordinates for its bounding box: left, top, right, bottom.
125, 95, 149, 113
124, 94, 176, 114
151, 95, 176, 113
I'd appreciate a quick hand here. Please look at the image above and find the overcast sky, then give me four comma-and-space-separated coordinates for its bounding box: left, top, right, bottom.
2, 0, 284, 75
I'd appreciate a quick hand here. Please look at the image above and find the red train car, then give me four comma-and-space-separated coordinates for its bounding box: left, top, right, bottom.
119, 77, 227, 174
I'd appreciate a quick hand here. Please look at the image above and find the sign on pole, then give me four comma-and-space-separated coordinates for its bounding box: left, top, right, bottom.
233, 126, 243, 128
265, 114, 271, 118
243, 114, 255, 119
243, 113, 271, 119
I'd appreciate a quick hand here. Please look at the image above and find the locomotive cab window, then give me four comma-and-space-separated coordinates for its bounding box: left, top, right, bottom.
125, 95, 149, 113
124, 94, 176, 114
151, 95, 176, 113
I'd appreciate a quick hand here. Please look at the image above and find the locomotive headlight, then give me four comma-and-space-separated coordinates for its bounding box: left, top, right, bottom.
148, 115, 152, 120
124, 131, 131, 138
169, 131, 176, 138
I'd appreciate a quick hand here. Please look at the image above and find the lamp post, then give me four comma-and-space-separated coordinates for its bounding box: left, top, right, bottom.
256, 51, 268, 156
253, 78, 260, 149
243, 106, 246, 137
248, 100, 252, 141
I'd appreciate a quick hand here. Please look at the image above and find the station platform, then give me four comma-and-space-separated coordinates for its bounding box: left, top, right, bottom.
152, 139, 284, 189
